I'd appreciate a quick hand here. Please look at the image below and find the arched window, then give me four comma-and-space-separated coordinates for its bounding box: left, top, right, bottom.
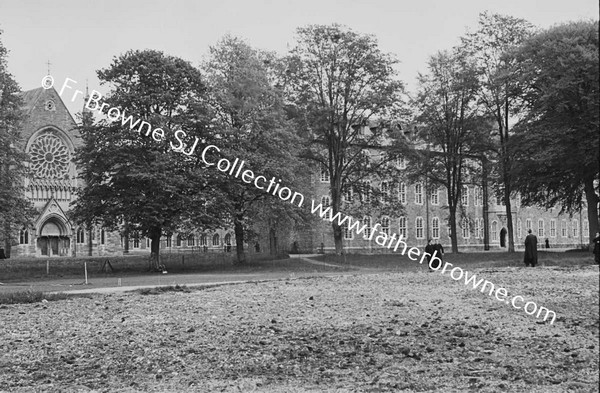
461, 186, 469, 206
399, 182, 407, 205
187, 234, 195, 247
380, 181, 390, 201
360, 181, 371, 203
321, 196, 331, 220
19, 229, 29, 245
517, 218, 522, 239
398, 216, 407, 238
320, 165, 329, 182
200, 234, 207, 246
491, 221, 498, 242
165, 233, 171, 247
77, 228, 85, 244
224, 233, 232, 245
100, 229, 105, 245
176, 234, 183, 247
132, 232, 140, 248
415, 183, 423, 205
362, 216, 371, 239
538, 219, 544, 237
343, 221, 353, 240
432, 217, 440, 239
462, 218, 470, 239
415, 217, 424, 239
343, 187, 353, 203
572, 219, 579, 238
212, 233, 220, 246
381, 217, 390, 236
480, 219, 485, 239
430, 187, 439, 205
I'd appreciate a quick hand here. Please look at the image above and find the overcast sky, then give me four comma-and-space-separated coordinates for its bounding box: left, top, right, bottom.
1, 0, 598, 115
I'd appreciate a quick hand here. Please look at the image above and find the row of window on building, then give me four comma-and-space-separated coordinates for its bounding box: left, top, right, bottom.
319, 179, 489, 207
18, 229, 235, 248
120, 232, 234, 249
323, 215, 586, 242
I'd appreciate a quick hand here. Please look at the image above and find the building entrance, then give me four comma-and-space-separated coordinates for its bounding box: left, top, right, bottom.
38, 219, 71, 256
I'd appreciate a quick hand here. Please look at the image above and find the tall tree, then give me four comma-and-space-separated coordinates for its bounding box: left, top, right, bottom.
509, 21, 599, 244
284, 24, 406, 254
72, 49, 218, 270
203, 35, 305, 263
412, 50, 491, 252
460, 12, 534, 252
0, 30, 35, 257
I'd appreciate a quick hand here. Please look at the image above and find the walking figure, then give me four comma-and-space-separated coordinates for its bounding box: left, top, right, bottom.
433, 241, 444, 269
425, 239, 434, 270
524, 229, 538, 267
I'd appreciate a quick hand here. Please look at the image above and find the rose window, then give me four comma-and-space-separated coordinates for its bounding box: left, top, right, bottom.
30, 134, 70, 178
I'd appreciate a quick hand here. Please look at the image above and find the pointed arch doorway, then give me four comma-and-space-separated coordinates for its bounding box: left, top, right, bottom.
500, 227, 508, 248
38, 218, 71, 256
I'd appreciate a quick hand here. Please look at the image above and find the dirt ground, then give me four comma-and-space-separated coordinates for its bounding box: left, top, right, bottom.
0, 264, 598, 392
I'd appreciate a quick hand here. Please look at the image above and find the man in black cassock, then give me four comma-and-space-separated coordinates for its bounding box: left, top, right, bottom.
593, 232, 600, 265
524, 229, 538, 267
425, 239, 435, 271
433, 241, 444, 268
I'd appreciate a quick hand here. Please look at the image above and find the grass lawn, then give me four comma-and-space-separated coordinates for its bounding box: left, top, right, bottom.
0, 254, 348, 283
315, 249, 595, 270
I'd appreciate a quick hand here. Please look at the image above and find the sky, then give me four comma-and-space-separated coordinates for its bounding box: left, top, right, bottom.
1, 0, 598, 115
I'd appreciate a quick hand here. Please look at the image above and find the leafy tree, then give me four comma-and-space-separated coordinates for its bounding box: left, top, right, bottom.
460, 12, 535, 252
0, 30, 35, 257
284, 24, 406, 254
72, 49, 219, 270
202, 35, 305, 263
411, 50, 492, 252
509, 20, 599, 244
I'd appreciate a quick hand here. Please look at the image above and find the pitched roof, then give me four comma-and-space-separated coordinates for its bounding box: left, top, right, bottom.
20, 87, 45, 116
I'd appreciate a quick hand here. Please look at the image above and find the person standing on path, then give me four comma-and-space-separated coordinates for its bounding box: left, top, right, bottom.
593, 232, 600, 265
425, 239, 435, 271
432, 241, 444, 269
524, 229, 538, 267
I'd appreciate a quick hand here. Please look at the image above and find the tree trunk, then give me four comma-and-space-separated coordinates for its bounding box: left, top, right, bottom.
331, 171, 344, 255
584, 178, 600, 246
123, 223, 129, 254
148, 226, 161, 271
332, 222, 343, 254
503, 97, 515, 253
234, 213, 246, 264
482, 157, 490, 250
503, 179, 515, 252
88, 228, 93, 256
3, 222, 11, 258
449, 204, 459, 253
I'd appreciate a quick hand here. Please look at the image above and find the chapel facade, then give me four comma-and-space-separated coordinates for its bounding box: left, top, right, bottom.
10, 86, 276, 258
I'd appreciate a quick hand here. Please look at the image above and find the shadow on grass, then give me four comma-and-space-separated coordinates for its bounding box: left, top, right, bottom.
136, 284, 192, 295
0, 290, 92, 305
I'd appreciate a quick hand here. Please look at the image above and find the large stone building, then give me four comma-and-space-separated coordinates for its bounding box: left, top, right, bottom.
297, 124, 590, 253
